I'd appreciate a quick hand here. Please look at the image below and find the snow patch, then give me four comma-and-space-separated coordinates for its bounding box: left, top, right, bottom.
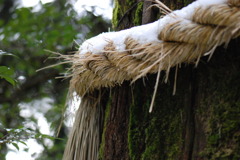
78, 0, 227, 55
80, 21, 162, 54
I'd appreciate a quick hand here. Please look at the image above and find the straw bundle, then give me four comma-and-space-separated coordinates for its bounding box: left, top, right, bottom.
63, 0, 240, 159
63, 95, 100, 160
65, 0, 240, 97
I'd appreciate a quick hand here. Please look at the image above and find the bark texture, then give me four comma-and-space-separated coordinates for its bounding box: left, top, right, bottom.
99, 0, 240, 159
103, 83, 131, 160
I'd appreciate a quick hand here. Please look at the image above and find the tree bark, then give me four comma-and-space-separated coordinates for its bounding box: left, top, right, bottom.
103, 83, 131, 160
99, 1, 240, 159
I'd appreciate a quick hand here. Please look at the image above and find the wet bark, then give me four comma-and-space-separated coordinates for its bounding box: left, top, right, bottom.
103, 83, 131, 160
100, 0, 240, 159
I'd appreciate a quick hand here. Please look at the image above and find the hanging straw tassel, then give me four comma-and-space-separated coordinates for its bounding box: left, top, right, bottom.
63, 94, 100, 160
62, 0, 240, 158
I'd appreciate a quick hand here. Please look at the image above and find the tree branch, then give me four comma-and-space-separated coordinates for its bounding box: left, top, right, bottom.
0, 69, 63, 104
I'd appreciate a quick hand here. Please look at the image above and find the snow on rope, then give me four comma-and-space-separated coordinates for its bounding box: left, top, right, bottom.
64, 0, 240, 96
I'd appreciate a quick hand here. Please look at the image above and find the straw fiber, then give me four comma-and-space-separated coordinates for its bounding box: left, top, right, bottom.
64, 1, 240, 97
63, 0, 240, 160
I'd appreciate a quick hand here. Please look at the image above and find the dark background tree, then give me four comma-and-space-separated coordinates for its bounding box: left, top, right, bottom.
0, 0, 110, 159
98, 0, 240, 159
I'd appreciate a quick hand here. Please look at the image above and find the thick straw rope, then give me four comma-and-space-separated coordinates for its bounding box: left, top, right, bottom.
64, 0, 240, 97
62, 0, 240, 160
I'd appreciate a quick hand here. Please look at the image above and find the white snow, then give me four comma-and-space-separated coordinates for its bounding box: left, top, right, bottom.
80, 21, 162, 54
172, 0, 227, 19
78, 0, 227, 55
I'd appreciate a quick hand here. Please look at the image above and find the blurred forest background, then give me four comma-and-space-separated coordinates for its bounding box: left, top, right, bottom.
0, 0, 111, 159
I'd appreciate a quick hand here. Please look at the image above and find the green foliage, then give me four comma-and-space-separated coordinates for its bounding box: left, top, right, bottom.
0, 66, 15, 85
0, 50, 16, 85
0, 0, 110, 159
0, 126, 63, 153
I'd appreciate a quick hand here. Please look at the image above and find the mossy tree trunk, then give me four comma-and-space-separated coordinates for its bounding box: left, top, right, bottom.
99, 1, 240, 159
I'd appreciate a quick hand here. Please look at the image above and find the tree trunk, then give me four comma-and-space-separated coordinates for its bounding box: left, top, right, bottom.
99, 0, 240, 159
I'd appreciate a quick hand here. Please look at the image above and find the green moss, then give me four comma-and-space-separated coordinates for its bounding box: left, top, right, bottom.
133, 2, 143, 26
112, 0, 121, 29
183, 0, 193, 5
112, 0, 143, 29
128, 96, 150, 160
111, 0, 240, 159
128, 75, 183, 160
126, 0, 134, 7
98, 99, 112, 160
124, 0, 135, 14
196, 53, 240, 159
201, 95, 240, 159
141, 93, 183, 160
